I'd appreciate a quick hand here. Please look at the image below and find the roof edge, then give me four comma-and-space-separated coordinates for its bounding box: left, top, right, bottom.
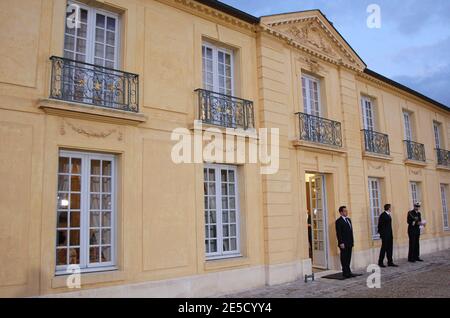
194, 0, 259, 24
363, 69, 449, 112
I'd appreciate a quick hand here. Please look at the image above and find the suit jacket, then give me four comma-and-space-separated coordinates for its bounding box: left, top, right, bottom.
407, 210, 421, 235
335, 216, 354, 248
377, 211, 393, 239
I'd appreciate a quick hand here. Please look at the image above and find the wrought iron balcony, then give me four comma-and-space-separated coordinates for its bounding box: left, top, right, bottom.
195, 89, 254, 130
49, 56, 139, 112
362, 129, 390, 156
436, 148, 450, 167
296, 112, 342, 147
404, 140, 426, 162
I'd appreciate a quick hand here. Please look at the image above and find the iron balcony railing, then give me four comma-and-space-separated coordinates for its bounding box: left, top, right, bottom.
296, 112, 342, 147
50, 56, 139, 112
436, 148, 450, 166
404, 140, 426, 162
362, 129, 390, 156
195, 89, 254, 130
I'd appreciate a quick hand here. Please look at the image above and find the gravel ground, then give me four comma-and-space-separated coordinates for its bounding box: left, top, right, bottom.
225, 249, 450, 298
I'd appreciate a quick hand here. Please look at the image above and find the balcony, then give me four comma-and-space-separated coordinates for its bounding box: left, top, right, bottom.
436, 148, 450, 167
49, 56, 139, 113
195, 89, 254, 130
362, 129, 390, 156
296, 112, 342, 148
404, 140, 426, 162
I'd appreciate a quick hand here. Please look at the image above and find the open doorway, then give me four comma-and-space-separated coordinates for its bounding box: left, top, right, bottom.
305, 173, 329, 270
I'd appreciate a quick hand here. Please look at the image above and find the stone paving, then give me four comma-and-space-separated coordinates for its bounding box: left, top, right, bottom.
225, 249, 450, 298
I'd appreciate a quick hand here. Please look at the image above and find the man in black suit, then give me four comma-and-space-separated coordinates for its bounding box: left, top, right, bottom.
377, 204, 398, 267
335, 206, 354, 278
407, 202, 424, 262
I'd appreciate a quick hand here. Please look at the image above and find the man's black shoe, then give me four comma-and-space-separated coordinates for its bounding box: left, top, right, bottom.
378, 263, 386, 268
350, 274, 358, 277
388, 263, 398, 267
416, 258, 424, 262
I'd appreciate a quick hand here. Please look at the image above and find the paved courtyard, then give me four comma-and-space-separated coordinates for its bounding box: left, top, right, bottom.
225, 249, 450, 298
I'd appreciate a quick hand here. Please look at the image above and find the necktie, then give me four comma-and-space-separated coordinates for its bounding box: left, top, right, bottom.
345, 218, 351, 228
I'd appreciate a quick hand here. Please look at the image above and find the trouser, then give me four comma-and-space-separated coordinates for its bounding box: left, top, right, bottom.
408, 230, 420, 261
340, 246, 352, 276
378, 236, 393, 264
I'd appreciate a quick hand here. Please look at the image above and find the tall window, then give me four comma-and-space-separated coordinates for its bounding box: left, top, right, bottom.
56, 150, 116, 273
301, 75, 321, 117
403, 111, 413, 141
433, 121, 442, 149
202, 42, 234, 96
441, 184, 449, 230
203, 165, 240, 259
65, 1, 120, 68
368, 178, 382, 239
410, 182, 421, 207
361, 96, 375, 131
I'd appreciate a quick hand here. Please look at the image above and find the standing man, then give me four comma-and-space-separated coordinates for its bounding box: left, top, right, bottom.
407, 202, 424, 262
377, 204, 398, 267
335, 206, 354, 278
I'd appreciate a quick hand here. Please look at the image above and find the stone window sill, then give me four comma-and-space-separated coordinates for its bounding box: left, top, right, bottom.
51, 269, 125, 288
292, 139, 347, 155
38, 98, 147, 126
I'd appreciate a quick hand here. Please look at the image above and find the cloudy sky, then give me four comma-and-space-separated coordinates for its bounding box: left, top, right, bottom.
221, 0, 450, 106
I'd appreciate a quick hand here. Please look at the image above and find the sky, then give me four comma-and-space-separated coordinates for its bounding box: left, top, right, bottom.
220, 0, 450, 106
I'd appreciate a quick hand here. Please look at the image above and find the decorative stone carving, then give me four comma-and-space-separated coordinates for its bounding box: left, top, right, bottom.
60, 119, 123, 141
369, 162, 384, 170
409, 169, 421, 176
286, 22, 337, 57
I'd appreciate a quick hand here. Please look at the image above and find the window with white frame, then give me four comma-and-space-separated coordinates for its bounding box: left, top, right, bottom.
301, 74, 321, 117
403, 111, 413, 141
441, 184, 449, 230
64, 1, 120, 68
203, 165, 240, 259
361, 96, 376, 131
368, 178, 382, 239
56, 150, 116, 273
202, 42, 234, 96
410, 181, 422, 207
433, 121, 442, 149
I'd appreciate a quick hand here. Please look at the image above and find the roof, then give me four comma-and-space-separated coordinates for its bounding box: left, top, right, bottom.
194, 0, 259, 24
364, 69, 450, 112
195, 0, 449, 111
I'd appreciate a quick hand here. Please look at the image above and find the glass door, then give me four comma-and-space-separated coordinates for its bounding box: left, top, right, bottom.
309, 174, 328, 269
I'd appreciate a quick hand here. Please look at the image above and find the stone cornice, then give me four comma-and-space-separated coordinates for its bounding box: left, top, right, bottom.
357, 72, 450, 114
171, 0, 257, 32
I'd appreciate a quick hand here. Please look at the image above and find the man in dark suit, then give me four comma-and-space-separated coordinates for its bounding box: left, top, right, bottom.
407, 202, 424, 262
377, 204, 398, 267
335, 206, 354, 278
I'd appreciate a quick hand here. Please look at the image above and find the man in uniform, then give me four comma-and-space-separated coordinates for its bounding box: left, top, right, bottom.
407, 202, 424, 262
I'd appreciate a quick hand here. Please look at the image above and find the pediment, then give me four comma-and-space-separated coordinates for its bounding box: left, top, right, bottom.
260, 11, 366, 71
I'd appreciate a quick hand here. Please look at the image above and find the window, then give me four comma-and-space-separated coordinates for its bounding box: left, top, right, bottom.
441, 184, 449, 230
410, 181, 421, 207
202, 42, 234, 95
65, 1, 120, 68
433, 121, 442, 149
203, 165, 240, 259
361, 96, 375, 131
403, 111, 413, 141
368, 178, 382, 239
56, 150, 116, 273
301, 75, 321, 117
